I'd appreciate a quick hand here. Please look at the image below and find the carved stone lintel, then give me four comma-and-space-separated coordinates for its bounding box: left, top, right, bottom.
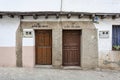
32, 23, 48, 28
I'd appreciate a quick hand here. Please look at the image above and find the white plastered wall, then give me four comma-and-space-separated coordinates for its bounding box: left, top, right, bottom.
22, 29, 35, 67
94, 18, 120, 51
1, 15, 119, 68
62, 0, 120, 13
94, 17, 120, 68
0, 16, 20, 66
0, 0, 120, 13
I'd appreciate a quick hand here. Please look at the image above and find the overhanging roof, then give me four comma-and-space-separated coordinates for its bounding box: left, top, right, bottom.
0, 11, 119, 20
0, 11, 120, 16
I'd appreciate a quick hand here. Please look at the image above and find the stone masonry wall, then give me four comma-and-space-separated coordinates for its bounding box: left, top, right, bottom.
19, 21, 98, 69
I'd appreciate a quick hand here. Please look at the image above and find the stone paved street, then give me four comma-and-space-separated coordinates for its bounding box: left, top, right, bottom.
0, 67, 120, 80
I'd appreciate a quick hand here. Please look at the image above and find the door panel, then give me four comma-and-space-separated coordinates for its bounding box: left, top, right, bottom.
63, 30, 81, 66
35, 30, 52, 65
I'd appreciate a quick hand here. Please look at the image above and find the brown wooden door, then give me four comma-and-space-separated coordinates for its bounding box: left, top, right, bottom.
63, 30, 81, 66
35, 30, 52, 65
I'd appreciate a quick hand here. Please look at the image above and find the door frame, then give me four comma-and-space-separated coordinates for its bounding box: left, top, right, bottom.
62, 30, 81, 66
35, 29, 52, 65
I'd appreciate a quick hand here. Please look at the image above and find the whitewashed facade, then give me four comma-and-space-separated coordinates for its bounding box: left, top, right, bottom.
0, 0, 120, 69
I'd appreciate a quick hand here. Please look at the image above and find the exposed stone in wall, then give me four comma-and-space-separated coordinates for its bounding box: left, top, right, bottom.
21, 21, 95, 29
99, 51, 120, 69
16, 25, 23, 67
20, 21, 98, 69
81, 29, 98, 69
52, 28, 62, 68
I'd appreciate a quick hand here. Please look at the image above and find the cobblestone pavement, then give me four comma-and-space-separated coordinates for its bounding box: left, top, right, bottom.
0, 67, 120, 80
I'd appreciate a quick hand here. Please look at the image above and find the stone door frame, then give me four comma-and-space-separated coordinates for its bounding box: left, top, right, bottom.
16, 21, 98, 69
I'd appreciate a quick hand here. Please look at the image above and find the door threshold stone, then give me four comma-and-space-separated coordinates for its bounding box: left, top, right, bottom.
35, 65, 53, 69
62, 66, 82, 70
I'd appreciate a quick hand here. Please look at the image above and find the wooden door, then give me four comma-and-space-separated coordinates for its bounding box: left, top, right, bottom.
63, 30, 81, 66
35, 30, 52, 65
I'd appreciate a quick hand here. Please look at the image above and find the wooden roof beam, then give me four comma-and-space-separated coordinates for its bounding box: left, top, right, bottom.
112, 14, 119, 19
78, 14, 84, 18
19, 15, 24, 19
0, 15, 2, 19
8, 15, 14, 18
89, 14, 95, 19
101, 15, 107, 19
67, 13, 71, 19
56, 13, 59, 19
45, 14, 48, 19
33, 14, 38, 19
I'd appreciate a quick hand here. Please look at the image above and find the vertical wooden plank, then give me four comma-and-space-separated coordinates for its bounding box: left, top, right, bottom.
35, 30, 52, 65
63, 30, 81, 66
